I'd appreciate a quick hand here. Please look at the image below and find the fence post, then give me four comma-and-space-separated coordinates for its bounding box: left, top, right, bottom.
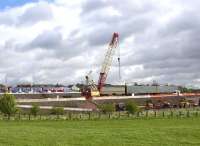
98, 112, 101, 119
187, 110, 190, 118
170, 111, 173, 118
179, 111, 182, 118
65, 113, 68, 120
118, 111, 121, 119
162, 111, 165, 117
18, 113, 21, 120
79, 113, 82, 120
108, 113, 111, 119
28, 114, 31, 120
88, 112, 91, 120
69, 112, 72, 120
145, 111, 148, 118
40, 115, 42, 120
195, 111, 198, 117
154, 111, 157, 117
137, 112, 140, 118
56, 114, 59, 119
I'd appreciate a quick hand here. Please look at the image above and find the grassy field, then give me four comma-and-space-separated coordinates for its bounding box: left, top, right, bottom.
0, 118, 200, 146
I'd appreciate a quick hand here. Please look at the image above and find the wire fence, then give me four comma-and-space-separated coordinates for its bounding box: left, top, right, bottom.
1, 108, 200, 121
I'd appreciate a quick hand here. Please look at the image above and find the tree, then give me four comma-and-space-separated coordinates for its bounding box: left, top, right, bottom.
125, 101, 138, 114
0, 94, 17, 119
178, 86, 193, 93
100, 103, 115, 114
30, 104, 40, 117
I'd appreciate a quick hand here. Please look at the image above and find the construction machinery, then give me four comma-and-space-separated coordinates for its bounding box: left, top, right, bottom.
83, 71, 100, 98
81, 32, 119, 99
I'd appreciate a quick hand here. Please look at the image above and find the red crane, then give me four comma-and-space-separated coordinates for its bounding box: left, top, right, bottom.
97, 32, 119, 93
81, 32, 119, 99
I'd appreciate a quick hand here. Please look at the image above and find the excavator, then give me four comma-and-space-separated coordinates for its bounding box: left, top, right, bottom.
81, 32, 119, 99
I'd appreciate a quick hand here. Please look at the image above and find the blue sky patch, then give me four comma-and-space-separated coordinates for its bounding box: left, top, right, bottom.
0, 0, 53, 9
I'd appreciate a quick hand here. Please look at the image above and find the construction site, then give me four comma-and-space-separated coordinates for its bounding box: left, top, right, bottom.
2, 1, 200, 146
1, 32, 200, 113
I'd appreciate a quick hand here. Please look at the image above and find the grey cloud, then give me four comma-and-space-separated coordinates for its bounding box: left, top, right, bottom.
158, 11, 200, 38
81, 0, 157, 17
79, 0, 156, 47
123, 6, 200, 64
0, 2, 53, 26
0, 10, 17, 26
81, 0, 106, 14
17, 28, 88, 62
18, 2, 53, 25
84, 16, 151, 46
30, 30, 62, 49
0, 14, 15, 25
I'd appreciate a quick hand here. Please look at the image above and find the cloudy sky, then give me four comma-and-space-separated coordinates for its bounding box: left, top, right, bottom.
0, 0, 200, 87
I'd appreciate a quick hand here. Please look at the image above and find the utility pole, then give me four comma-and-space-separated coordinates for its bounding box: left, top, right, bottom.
117, 43, 121, 81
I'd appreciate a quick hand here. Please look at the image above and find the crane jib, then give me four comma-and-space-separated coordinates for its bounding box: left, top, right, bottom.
97, 32, 119, 93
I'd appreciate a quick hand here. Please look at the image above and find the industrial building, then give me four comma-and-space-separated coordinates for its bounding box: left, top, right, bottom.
101, 84, 178, 96
101, 85, 125, 95
126, 85, 178, 95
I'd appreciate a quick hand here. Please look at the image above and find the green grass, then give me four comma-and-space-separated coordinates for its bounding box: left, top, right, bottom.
0, 118, 200, 146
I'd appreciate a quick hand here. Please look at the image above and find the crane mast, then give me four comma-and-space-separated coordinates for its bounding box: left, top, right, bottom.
97, 32, 119, 93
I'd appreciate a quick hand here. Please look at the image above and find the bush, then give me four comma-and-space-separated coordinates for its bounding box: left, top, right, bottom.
125, 101, 138, 114
30, 104, 40, 117
51, 107, 64, 115
100, 103, 115, 114
0, 94, 17, 119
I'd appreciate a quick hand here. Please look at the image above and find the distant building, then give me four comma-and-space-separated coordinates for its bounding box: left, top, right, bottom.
101, 85, 125, 95
127, 85, 178, 95
11, 84, 70, 93
100, 84, 178, 96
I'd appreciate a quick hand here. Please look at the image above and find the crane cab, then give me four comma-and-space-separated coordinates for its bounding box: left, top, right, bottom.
81, 87, 100, 99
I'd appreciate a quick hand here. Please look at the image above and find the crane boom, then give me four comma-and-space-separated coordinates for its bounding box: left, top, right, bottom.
97, 32, 119, 92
